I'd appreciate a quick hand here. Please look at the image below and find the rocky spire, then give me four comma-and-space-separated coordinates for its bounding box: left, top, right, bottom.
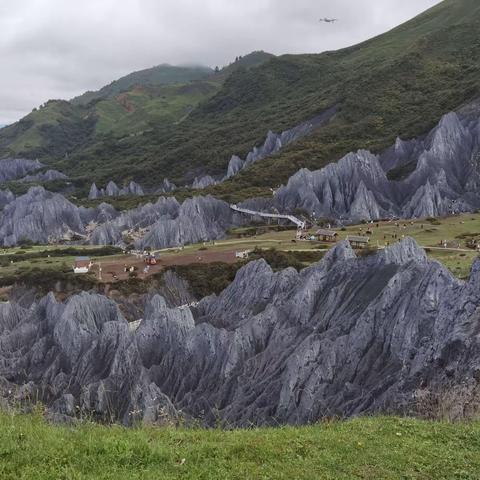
2, 239, 479, 426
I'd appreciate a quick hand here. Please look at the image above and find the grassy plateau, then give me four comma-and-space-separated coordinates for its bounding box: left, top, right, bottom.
0, 211, 478, 303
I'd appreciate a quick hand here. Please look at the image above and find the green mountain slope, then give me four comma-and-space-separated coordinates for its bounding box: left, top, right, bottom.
2, 0, 480, 199
86, 52, 275, 139
214, 50, 275, 80
198, 0, 480, 200
0, 52, 274, 172
47, 0, 480, 196
92, 81, 220, 138
72, 63, 214, 106
0, 64, 218, 159
0, 100, 94, 158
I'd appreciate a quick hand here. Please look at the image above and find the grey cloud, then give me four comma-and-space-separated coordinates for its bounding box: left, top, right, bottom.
0, 0, 440, 124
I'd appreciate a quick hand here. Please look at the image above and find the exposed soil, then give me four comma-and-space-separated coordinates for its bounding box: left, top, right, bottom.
91, 250, 238, 283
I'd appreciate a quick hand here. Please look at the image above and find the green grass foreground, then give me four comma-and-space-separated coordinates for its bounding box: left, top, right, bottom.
1, 413, 479, 479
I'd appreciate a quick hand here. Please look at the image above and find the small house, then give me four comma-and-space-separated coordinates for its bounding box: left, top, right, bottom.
235, 250, 251, 259
441, 240, 460, 249
73, 256, 92, 274
316, 229, 338, 242
346, 235, 370, 249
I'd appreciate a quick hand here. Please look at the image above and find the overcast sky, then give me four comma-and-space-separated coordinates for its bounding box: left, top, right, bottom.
0, 0, 441, 125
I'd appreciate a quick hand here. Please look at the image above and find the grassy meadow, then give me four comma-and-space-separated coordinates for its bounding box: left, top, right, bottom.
1, 211, 479, 296
155, 211, 480, 279
0, 412, 479, 480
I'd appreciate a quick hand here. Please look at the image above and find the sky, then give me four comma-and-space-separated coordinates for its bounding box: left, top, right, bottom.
0, 0, 441, 125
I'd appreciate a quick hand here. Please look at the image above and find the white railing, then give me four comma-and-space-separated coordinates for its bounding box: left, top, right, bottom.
230, 204, 305, 229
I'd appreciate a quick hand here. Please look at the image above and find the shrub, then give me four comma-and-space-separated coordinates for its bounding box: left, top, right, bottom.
17, 238, 35, 247
356, 247, 378, 257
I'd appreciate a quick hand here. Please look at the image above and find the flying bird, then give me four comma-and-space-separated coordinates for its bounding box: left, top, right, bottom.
319, 17, 338, 23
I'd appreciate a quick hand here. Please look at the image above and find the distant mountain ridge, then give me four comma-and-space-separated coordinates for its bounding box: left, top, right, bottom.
71, 64, 215, 106
1, 0, 479, 202
72, 52, 275, 107
0, 51, 275, 178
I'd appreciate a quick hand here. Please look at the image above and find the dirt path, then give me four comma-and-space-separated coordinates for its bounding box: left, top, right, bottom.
91, 250, 238, 282
150, 238, 286, 254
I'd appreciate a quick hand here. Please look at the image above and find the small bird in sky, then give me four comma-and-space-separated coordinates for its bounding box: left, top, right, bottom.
319, 17, 338, 23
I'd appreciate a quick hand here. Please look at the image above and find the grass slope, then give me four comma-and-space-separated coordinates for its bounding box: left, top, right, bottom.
0, 100, 94, 158
1, 413, 479, 479
0, 52, 274, 190
71, 64, 214, 106
92, 81, 220, 138
49, 0, 480, 195
187, 0, 480, 199
2, 0, 480, 198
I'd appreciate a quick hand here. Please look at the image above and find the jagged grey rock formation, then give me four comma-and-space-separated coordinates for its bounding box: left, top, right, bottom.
191, 175, 218, 189
0, 292, 177, 425
89, 195, 245, 249
273, 110, 480, 222
19, 169, 68, 183
0, 186, 85, 246
78, 202, 120, 232
88, 183, 102, 200
155, 178, 177, 194
224, 107, 337, 180
89, 196, 181, 246
88, 181, 145, 199
108, 271, 196, 323
0, 185, 236, 249
0, 158, 43, 183
90, 222, 123, 246
2, 238, 480, 426
127, 181, 144, 196
157, 270, 196, 306
274, 150, 395, 222
106, 181, 120, 197
138, 195, 241, 249
0, 189, 15, 209
190, 107, 337, 189
226, 155, 244, 178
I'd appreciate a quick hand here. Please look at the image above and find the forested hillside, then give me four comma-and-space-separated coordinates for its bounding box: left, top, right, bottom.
1, 0, 479, 201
